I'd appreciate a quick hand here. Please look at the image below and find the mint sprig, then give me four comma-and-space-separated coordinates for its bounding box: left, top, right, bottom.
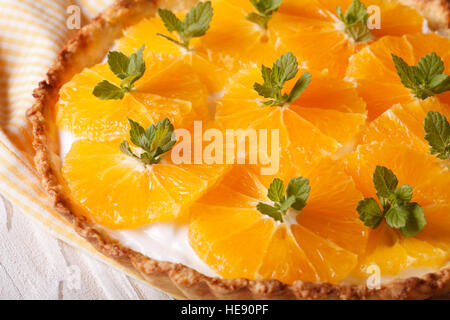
336, 0, 373, 43
356, 166, 426, 237
157, 1, 213, 50
392, 52, 450, 100
120, 118, 176, 165
254, 52, 312, 107
246, 0, 282, 29
424, 111, 450, 161
256, 177, 310, 222
93, 45, 146, 100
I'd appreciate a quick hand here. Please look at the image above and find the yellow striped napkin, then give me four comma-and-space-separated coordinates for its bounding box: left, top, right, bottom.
0, 0, 148, 277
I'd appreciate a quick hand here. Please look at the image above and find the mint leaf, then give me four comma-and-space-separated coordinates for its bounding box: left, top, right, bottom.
183, 1, 213, 38
400, 203, 426, 237
267, 178, 284, 202
385, 206, 409, 228
286, 177, 310, 211
392, 54, 416, 89
257, 176, 310, 222
424, 111, 450, 160
121, 118, 176, 165
396, 185, 413, 203
157, 1, 213, 49
256, 203, 283, 222
430, 74, 450, 94
392, 52, 450, 99
247, 0, 281, 29
157, 8, 183, 32
246, 12, 270, 29
93, 80, 124, 100
373, 166, 398, 199
108, 51, 130, 79
94, 46, 146, 100
287, 72, 312, 103
254, 52, 311, 106
356, 198, 384, 229
273, 51, 298, 83
337, 0, 373, 43
357, 166, 427, 237
415, 52, 444, 83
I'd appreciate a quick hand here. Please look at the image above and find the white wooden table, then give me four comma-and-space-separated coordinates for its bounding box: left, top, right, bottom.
0, 194, 171, 300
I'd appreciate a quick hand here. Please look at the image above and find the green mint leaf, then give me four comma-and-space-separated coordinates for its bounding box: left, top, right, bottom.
273, 52, 298, 84
424, 111, 450, 160
287, 72, 312, 103
337, 0, 372, 43
127, 118, 149, 150
149, 118, 176, 161
358, 166, 427, 237
183, 1, 213, 38
121, 45, 146, 91
93, 80, 125, 100
95, 46, 146, 100
286, 177, 310, 211
345, 21, 372, 43
256, 202, 283, 222
107, 51, 130, 79
157, 8, 184, 32
247, 0, 281, 29
279, 195, 296, 212
392, 52, 450, 99
250, 0, 282, 15
415, 52, 445, 84
396, 185, 413, 203
254, 52, 310, 107
257, 176, 310, 223
385, 206, 409, 229
122, 118, 176, 165
373, 165, 398, 198
157, 1, 213, 49
356, 198, 384, 229
246, 12, 270, 29
429, 74, 450, 94
400, 203, 426, 237
254, 83, 277, 99
267, 178, 285, 202
392, 54, 416, 89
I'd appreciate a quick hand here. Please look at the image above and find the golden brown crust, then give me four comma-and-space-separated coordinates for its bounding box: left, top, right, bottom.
399, 0, 450, 30
27, 0, 450, 300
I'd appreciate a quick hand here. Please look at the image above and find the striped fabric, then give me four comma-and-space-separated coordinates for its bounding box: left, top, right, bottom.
0, 0, 132, 272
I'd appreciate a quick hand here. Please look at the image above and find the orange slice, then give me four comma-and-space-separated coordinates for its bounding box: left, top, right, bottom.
214, 66, 366, 174
197, 0, 281, 69
344, 142, 450, 207
189, 158, 368, 284
57, 55, 208, 140
115, 14, 228, 92
268, 0, 423, 77
359, 97, 450, 152
344, 140, 450, 277
63, 139, 227, 229
346, 33, 450, 120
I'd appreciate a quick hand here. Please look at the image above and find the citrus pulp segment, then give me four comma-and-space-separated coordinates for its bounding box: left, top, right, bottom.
189, 157, 368, 284
346, 34, 450, 120
62, 139, 227, 229
268, 0, 423, 77
115, 14, 229, 92
56, 56, 210, 140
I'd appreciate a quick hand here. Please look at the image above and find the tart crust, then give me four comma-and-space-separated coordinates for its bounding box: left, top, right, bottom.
27, 0, 450, 300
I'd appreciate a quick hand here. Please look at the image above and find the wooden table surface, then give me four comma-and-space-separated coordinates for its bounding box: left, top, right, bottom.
0, 194, 171, 300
